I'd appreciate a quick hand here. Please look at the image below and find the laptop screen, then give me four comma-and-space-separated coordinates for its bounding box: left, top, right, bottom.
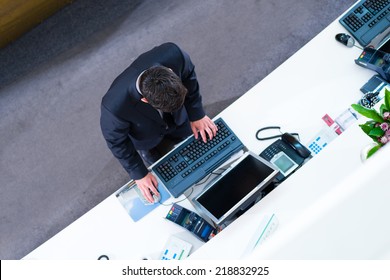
379, 37, 390, 54
193, 152, 279, 224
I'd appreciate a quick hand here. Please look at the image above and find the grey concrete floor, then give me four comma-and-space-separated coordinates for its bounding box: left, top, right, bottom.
0, 0, 356, 259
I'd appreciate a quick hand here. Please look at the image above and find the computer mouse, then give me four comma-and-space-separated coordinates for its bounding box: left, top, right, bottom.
134, 184, 161, 205
335, 33, 355, 48
145, 190, 161, 205
152, 192, 161, 204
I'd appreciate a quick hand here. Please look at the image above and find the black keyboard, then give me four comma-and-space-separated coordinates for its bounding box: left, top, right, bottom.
152, 118, 244, 198
339, 0, 390, 46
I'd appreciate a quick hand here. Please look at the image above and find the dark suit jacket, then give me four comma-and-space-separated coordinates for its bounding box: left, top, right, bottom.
100, 42, 205, 180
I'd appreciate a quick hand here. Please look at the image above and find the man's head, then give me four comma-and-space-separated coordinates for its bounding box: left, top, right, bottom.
139, 66, 187, 112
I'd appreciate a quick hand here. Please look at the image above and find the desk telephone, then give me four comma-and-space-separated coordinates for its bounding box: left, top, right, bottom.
259, 133, 311, 182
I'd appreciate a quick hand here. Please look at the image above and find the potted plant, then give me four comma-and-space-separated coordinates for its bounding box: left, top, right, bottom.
351, 88, 390, 159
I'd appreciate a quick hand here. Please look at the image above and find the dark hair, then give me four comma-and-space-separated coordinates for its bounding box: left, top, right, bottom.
139, 66, 187, 112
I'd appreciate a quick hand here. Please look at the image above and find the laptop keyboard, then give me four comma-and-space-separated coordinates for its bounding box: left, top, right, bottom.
152, 118, 244, 198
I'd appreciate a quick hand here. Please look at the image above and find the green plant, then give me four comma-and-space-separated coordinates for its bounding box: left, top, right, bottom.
351, 88, 390, 159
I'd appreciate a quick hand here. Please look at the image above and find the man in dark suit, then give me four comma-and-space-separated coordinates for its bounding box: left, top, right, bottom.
100, 42, 217, 203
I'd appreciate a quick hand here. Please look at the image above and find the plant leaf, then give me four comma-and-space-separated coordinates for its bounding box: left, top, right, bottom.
351, 104, 384, 122
368, 126, 385, 137
359, 122, 375, 134
380, 103, 387, 115
359, 123, 381, 143
366, 144, 382, 159
385, 88, 390, 112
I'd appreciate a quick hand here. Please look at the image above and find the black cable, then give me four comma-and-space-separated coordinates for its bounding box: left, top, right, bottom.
255, 126, 282, 140
159, 187, 194, 206
159, 168, 228, 207
255, 126, 300, 141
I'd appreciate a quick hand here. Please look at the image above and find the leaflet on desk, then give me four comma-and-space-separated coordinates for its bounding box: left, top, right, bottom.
241, 214, 279, 258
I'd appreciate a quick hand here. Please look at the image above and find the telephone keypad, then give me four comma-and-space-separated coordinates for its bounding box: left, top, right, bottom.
260, 140, 290, 161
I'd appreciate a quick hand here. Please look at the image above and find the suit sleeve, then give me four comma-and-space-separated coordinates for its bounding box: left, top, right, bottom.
178, 47, 206, 121
100, 105, 149, 180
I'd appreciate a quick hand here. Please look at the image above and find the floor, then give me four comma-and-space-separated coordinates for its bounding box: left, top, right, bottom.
0, 0, 356, 259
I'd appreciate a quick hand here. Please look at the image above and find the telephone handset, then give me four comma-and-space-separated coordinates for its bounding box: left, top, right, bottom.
280, 133, 311, 158
259, 133, 311, 182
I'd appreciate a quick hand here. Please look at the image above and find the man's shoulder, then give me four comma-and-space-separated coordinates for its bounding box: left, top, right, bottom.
156, 42, 181, 51
148, 42, 182, 58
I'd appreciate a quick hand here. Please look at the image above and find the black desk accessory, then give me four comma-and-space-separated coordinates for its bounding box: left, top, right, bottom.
360, 74, 388, 94
355, 47, 390, 82
165, 203, 217, 242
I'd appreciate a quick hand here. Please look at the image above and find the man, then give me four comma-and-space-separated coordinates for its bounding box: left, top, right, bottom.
100, 42, 217, 203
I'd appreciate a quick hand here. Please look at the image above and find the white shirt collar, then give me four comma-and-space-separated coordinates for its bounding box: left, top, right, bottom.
136, 70, 146, 96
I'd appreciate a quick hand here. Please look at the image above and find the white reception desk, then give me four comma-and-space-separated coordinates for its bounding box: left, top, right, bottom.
24, 4, 390, 260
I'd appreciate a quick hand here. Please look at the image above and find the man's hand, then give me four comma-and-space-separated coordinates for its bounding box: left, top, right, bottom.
135, 172, 159, 203
190, 116, 218, 142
